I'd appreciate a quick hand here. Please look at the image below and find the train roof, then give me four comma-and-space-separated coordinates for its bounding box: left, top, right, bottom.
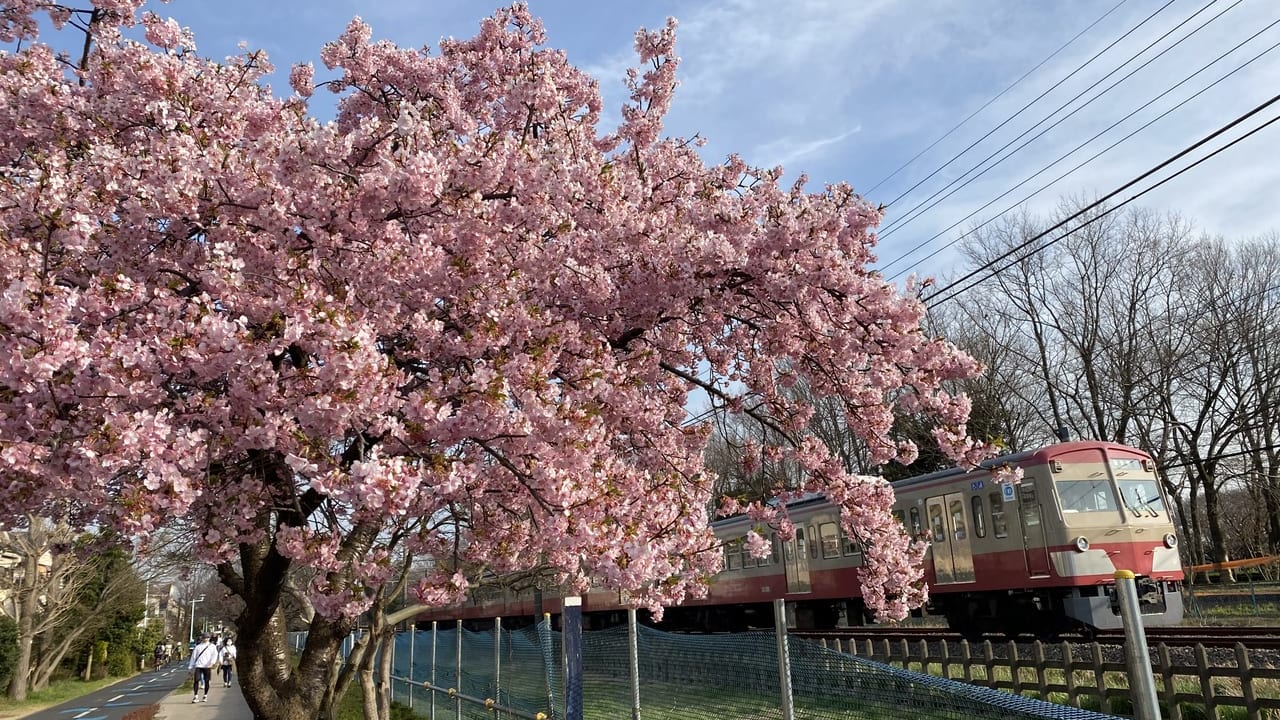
889, 439, 1150, 491
710, 440, 1149, 528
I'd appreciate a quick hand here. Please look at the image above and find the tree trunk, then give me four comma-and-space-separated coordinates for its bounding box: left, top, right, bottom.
377, 630, 394, 719
6, 554, 38, 701
1266, 471, 1280, 556
33, 620, 93, 691
7, 629, 32, 701
1202, 477, 1233, 581
359, 658, 379, 720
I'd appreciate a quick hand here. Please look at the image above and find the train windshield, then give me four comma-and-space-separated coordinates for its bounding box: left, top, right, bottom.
1117, 479, 1165, 518
1055, 478, 1120, 514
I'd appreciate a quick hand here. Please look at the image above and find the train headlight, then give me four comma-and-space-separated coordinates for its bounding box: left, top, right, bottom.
1163, 532, 1177, 548
1074, 536, 1090, 552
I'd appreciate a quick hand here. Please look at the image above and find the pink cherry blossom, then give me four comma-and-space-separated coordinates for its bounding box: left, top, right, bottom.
0, 2, 997, 717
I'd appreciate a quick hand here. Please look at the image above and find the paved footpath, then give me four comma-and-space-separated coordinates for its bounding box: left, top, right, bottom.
15, 665, 253, 720
153, 671, 253, 720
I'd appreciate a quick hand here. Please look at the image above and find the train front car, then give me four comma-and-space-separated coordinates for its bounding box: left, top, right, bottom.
1037, 442, 1183, 630
910, 440, 1184, 634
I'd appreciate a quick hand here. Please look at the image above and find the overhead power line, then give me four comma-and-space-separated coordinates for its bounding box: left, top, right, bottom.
885, 18, 1280, 281
878, 0, 1236, 245
873, 0, 1180, 214
921, 91, 1280, 308
863, 0, 1132, 196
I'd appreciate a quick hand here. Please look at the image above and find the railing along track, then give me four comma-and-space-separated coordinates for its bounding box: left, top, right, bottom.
791, 623, 1280, 649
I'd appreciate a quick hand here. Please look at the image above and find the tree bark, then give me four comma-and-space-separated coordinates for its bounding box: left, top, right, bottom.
6, 553, 37, 701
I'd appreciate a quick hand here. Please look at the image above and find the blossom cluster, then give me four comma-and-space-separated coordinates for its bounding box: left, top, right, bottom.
0, 1, 990, 622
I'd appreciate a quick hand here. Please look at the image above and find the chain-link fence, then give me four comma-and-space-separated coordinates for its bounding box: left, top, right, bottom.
381, 613, 1120, 720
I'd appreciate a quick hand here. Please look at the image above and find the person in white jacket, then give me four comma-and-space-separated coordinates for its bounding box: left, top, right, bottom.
187, 634, 219, 703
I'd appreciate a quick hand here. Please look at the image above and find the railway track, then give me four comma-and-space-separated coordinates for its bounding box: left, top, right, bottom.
791, 624, 1280, 650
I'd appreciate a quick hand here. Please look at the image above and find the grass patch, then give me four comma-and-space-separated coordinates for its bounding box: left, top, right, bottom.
0, 675, 133, 719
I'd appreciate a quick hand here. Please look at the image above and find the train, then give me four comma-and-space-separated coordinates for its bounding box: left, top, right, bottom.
416, 440, 1185, 635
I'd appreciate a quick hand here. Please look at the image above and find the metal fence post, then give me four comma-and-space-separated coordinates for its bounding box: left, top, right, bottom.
430, 622, 438, 720
1115, 570, 1161, 720
564, 596, 583, 720
455, 619, 463, 720
408, 627, 415, 709
628, 608, 641, 720
540, 612, 555, 718
495, 616, 503, 708
772, 599, 796, 720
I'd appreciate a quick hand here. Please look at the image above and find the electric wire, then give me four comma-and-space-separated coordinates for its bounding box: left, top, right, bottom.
921, 92, 1280, 308
884, 19, 1280, 281
874, 0, 1179, 211
878, 0, 1236, 243
924, 113, 1280, 309
863, 0, 1132, 196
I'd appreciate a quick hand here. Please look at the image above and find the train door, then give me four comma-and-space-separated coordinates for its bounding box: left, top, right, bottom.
1017, 484, 1052, 577
784, 527, 812, 593
945, 492, 976, 583
926, 496, 955, 583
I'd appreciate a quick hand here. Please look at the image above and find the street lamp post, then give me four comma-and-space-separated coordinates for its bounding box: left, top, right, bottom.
188, 595, 206, 644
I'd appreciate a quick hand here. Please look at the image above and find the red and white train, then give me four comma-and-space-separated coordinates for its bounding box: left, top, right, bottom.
418, 440, 1185, 634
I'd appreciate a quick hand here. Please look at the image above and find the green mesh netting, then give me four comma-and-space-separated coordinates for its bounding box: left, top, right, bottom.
379, 621, 1118, 720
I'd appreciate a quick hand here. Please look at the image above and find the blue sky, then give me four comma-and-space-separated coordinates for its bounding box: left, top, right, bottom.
67, 1, 1280, 279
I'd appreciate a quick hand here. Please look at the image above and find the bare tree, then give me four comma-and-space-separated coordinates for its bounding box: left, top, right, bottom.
0, 517, 145, 699
958, 202, 1193, 444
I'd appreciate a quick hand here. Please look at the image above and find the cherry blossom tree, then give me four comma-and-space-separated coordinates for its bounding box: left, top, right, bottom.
0, 2, 994, 718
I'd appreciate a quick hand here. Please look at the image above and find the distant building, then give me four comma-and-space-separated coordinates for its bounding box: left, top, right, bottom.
143, 583, 182, 637
0, 531, 54, 620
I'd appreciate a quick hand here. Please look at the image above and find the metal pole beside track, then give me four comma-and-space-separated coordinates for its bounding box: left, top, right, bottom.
540, 612, 555, 718
628, 608, 641, 720
1115, 570, 1161, 720
773, 599, 796, 720
455, 619, 463, 720
564, 596, 584, 720
430, 621, 438, 720
495, 616, 503, 709
408, 626, 415, 709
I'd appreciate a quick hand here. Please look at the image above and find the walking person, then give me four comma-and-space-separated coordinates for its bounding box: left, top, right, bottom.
219, 638, 237, 687
188, 634, 219, 703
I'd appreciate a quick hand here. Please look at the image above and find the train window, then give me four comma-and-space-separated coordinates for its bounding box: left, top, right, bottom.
949, 499, 967, 540
928, 504, 945, 543
1056, 478, 1119, 513
1117, 479, 1165, 517
841, 528, 865, 566
725, 540, 741, 571
819, 522, 841, 559
807, 525, 819, 559
795, 528, 807, 559
988, 491, 1009, 539
771, 534, 781, 565
908, 507, 921, 535
840, 527, 857, 555
971, 495, 987, 538
739, 543, 753, 569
